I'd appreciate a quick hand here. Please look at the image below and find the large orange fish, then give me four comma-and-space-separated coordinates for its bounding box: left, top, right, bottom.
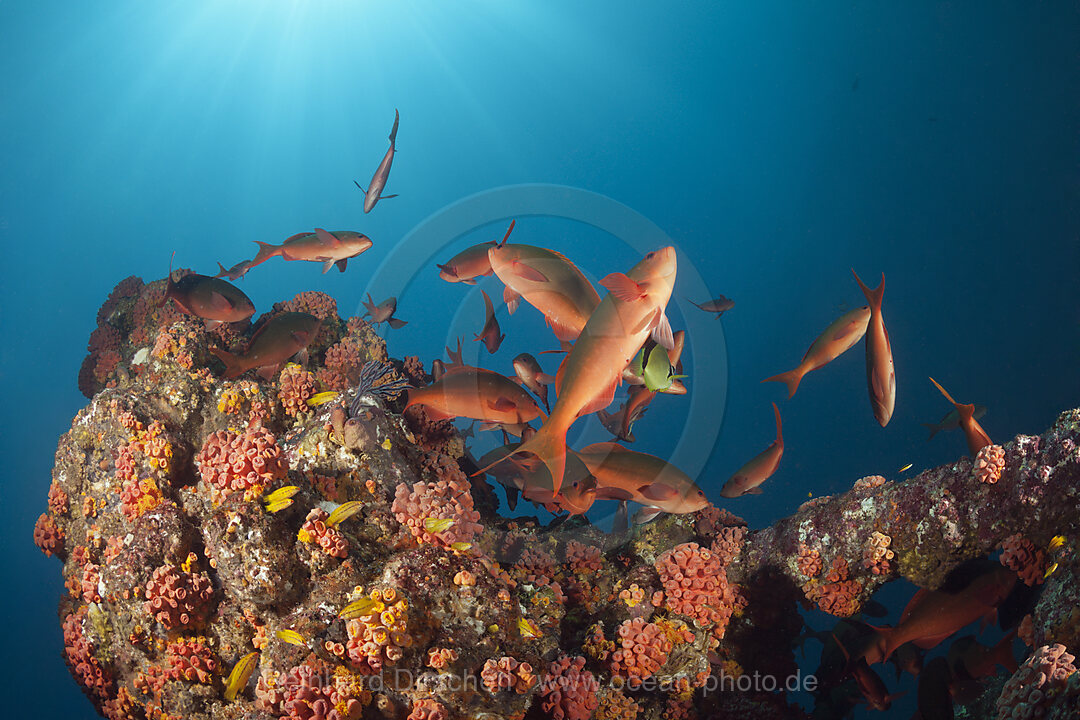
852, 270, 895, 426
859, 566, 1016, 665
762, 306, 870, 397
437, 221, 515, 284
572, 442, 708, 519
476, 247, 678, 495
928, 378, 992, 456
209, 312, 321, 380
164, 267, 255, 331
404, 367, 542, 429
487, 242, 600, 342
720, 403, 784, 498
249, 229, 373, 274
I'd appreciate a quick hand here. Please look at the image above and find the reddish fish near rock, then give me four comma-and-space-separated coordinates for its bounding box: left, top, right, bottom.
209, 312, 321, 380
928, 377, 993, 456
720, 403, 784, 498
362, 294, 407, 329
487, 240, 600, 342
512, 353, 554, 412
249, 229, 373, 274
573, 442, 708, 520
922, 404, 988, 441
475, 247, 678, 496
164, 265, 255, 331
762, 306, 870, 398
834, 636, 906, 712
355, 109, 399, 213
687, 295, 735, 318
597, 385, 651, 443
859, 565, 1017, 665
437, 221, 515, 284
473, 289, 505, 354
852, 270, 896, 426
404, 367, 542, 428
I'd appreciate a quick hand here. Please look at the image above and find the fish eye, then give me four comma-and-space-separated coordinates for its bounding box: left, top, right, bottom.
646, 251, 655, 259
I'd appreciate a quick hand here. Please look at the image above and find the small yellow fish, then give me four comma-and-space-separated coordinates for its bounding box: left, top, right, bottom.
224, 651, 259, 701
340, 597, 379, 620
898, 463, 913, 473
327, 501, 363, 528
275, 629, 306, 646
450, 542, 472, 553
1044, 562, 1059, 579
1048, 535, 1066, 552
307, 391, 340, 407
518, 618, 541, 638
424, 517, 454, 534
381, 437, 393, 451
265, 498, 294, 513
264, 486, 300, 505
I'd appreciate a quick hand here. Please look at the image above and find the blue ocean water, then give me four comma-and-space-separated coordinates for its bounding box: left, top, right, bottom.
2, 2, 1077, 716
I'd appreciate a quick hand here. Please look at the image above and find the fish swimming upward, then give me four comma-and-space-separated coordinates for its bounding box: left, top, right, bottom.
487, 242, 601, 342
213, 259, 255, 281
476, 247, 678, 496
355, 109, 399, 213
473, 289, 505, 354
248, 229, 373, 274
762, 306, 870, 398
928, 377, 993, 456
720, 402, 784, 498
163, 267, 255, 331
437, 221, 515, 284
852, 270, 896, 426
404, 367, 542, 430
209, 312, 321, 380
362, 294, 407, 329
922, 404, 988, 440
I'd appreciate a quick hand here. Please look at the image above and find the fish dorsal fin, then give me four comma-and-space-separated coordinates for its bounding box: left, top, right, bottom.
314, 228, 340, 247
283, 232, 309, 244
600, 273, 646, 302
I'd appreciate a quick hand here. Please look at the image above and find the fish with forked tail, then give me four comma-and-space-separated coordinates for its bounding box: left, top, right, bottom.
720, 402, 784, 498
248, 229, 373, 274
355, 109, 399, 213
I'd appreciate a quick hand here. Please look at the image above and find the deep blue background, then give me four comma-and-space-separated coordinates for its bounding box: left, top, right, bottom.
2, 2, 1078, 717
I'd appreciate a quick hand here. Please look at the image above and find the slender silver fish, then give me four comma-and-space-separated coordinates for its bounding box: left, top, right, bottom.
356, 109, 400, 213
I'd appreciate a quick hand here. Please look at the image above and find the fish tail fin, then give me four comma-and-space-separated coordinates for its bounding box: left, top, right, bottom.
920, 422, 940, 440
389, 108, 399, 144
209, 346, 246, 379
473, 423, 567, 496
761, 367, 805, 398
928, 377, 974, 421
772, 402, 783, 443
852, 269, 884, 310
250, 240, 280, 268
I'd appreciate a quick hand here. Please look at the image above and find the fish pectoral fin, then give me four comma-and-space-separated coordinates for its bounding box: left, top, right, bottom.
509, 260, 548, 284
536, 372, 555, 385
638, 483, 679, 501
745, 486, 764, 495
379, 193, 399, 200
503, 286, 521, 315
650, 310, 675, 350
256, 363, 283, 381
208, 290, 234, 312
600, 272, 646, 302
488, 397, 517, 412
354, 180, 367, 193
314, 228, 341, 247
